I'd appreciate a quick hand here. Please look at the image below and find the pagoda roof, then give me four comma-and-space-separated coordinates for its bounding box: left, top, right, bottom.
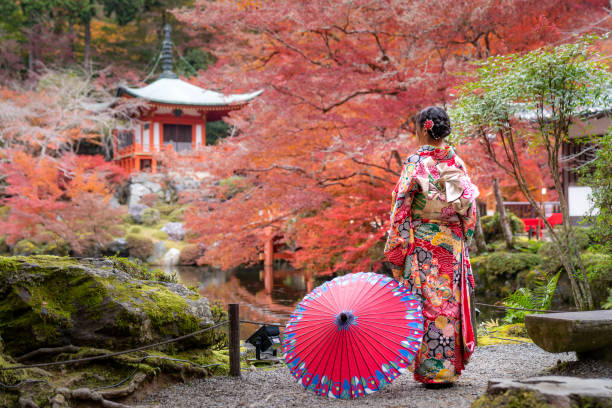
118, 77, 263, 107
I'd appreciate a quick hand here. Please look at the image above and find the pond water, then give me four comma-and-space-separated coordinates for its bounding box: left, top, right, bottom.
166, 264, 505, 340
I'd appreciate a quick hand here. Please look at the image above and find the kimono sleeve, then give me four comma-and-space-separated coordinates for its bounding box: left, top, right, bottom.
455, 171, 479, 246
384, 162, 419, 270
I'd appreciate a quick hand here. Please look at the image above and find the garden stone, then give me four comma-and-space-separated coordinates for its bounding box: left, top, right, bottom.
106, 238, 128, 257
128, 203, 148, 223
161, 222, 185, 241
128, 174, 162, 209
162, 248, 181, 266
525, 310, 612, 361
147, 241, 167, 264
486, 376, 612, 408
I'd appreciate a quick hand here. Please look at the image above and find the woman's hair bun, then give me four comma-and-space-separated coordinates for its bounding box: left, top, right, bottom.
417, 106, 451, 140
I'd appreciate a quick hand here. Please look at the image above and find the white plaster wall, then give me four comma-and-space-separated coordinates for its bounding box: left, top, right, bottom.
196, 124, 203, 147
153, 122, 160, 151
143, 123, 150, 152
568, 186, 597, 217
134, 123, 141, 144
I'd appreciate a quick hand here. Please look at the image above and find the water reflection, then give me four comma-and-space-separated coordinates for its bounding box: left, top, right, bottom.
169, 264, 322, 339
167, 264, 505, 339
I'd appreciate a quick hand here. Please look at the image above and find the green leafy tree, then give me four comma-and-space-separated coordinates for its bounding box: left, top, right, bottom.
452, 36, 612, 310
64, 0, 97, 68
580, 129, 612, 252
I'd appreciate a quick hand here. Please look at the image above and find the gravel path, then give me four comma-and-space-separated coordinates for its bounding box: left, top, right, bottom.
134, 344, 582, 408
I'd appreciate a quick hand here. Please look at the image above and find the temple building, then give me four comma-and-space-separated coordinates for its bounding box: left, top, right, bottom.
113, 25, 262, 173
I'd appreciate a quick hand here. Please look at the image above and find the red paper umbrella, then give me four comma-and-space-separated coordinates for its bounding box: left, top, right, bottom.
282, 272, 424, 399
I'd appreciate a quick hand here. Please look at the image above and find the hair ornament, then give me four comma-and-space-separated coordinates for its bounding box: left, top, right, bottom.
423, 119, 434, 130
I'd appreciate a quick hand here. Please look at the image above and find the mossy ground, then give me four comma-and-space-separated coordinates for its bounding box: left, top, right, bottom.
471, 390, 553, 408
477, 322, 533, 346
0, 255, 227, 406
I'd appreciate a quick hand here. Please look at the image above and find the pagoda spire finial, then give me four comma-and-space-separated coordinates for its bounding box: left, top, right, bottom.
159, 23, 178, 79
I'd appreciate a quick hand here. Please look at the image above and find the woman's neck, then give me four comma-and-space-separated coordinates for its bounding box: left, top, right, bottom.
418, 136, 447, 148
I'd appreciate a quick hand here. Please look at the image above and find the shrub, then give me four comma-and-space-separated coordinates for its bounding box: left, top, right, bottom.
179, 244, 205, 265
476, 252, 541, 277
582, 251, 612, 308
153, 231, 168, 240
141, 208, 160, 226
129, 226, 142, 234
481, 212, 525, 242
537, 242, 564, 275
126, 234, 154, 260
156, 204, 175, 216
168, 207, 186, 222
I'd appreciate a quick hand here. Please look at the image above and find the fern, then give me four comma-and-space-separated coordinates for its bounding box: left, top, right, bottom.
502, 271, 560, 323
603, 289, 612, 310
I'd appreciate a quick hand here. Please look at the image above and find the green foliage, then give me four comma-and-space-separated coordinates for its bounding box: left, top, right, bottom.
209, 300, 228, 349
206, 120, 231, 145
474, 252, 541, 277
129, 226, 142, 234
101, 0, 144, 25
177, 48, 217, 77
481, 212, 525, 242
168, 206, 186, 222
11, 238, 70, 257
502, 272, 560, 323
152, 230, 168, 240
603, 289, 612, 310
141, 207, 160, 226
579, 130, 612, 253
451, 35, 611, 144
125, 234, 154, 260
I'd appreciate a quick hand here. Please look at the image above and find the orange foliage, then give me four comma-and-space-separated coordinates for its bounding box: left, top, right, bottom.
0, 150, 127, 255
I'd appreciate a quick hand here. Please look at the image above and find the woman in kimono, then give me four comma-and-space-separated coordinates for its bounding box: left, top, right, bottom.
384, 106, 479, 387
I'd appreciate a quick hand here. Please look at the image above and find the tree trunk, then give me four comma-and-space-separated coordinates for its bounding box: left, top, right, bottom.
493, 178, 513, 248
68, 20, 75, 62
84, 19, 91, 70
474, 205, 487, 252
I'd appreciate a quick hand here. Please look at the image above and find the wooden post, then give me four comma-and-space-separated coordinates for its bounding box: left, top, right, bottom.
228, 303, 240, 377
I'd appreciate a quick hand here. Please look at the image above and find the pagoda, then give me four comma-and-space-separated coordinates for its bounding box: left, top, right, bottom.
113, 24, 262, 174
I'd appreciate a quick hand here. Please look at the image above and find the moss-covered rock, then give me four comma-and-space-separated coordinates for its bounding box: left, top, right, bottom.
0, 256, 214, 356
471, 252, 541, 297
471, 390, 553, 408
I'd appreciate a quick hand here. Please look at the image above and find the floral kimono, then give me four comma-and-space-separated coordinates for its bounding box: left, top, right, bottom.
384, 144, 479, 384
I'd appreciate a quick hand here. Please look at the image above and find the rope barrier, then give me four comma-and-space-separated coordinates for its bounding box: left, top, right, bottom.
474, 302, 569, 314
0, 320, 228, 371
240, 319, 282, 326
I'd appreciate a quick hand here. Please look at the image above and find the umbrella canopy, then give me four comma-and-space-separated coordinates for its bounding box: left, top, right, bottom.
282, 272, 424, 399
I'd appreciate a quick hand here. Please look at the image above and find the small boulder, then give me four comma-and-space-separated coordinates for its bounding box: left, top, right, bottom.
161, 222, 185, 241
147, 241, 167, 265
162, 248, 181, 266
105, 238, 128, 257
481, 376, 612, 408
128, 203, 148, 224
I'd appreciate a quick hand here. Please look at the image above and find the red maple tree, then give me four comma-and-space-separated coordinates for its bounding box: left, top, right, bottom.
173, 0, 609, 271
